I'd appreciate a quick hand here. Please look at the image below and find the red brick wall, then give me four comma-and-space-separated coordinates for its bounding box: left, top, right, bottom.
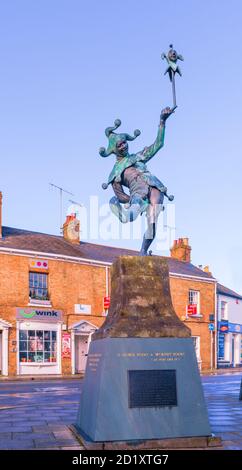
0, 252, 108, 375
0, 252, 215, 374
170, 276, 216, 370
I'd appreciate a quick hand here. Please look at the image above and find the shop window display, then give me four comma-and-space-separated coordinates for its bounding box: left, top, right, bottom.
19, 330, 57, 363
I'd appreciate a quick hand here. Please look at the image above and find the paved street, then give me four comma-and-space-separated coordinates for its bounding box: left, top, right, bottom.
0, 373, 241, 450
203, 373, 242, 450
0, 379, 83, 449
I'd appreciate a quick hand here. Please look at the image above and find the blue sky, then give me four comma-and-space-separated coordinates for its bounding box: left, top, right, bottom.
0, 0, 242, 292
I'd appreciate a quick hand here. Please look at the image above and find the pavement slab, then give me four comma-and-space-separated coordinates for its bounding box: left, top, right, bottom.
12, 432, 54, 440
0, 375, 241, 449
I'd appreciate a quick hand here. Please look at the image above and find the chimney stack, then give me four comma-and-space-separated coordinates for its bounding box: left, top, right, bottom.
0, 192, 2, 238
63, 213, 80, 244
203, 265, 213, 277
170, 237, 191, 263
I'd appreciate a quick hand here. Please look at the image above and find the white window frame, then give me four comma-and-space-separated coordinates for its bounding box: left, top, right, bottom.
29, 271, 49, 301
220, 300, 228, 320
19, 328, 57, 365
188, 290, 200, 315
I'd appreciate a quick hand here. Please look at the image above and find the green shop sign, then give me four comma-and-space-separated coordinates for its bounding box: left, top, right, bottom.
16, 308, 62, 321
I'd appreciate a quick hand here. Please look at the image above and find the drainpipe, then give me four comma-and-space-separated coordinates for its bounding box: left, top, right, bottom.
16, 321, 20, 376
105, 266, 109, 315
214, 282, 218, 369
105, 266, 109, 297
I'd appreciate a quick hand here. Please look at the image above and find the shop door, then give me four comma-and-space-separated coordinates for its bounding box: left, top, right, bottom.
0, 332, 2, 373
75, 335, 89, 373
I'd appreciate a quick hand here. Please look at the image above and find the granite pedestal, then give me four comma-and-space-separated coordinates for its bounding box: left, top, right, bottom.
76, 337, 211, 443
75, 256, 212, 447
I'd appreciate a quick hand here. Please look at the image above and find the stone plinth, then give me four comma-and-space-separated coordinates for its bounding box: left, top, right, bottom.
93, 256, 190, 339
75, 256, 212, 447
76, 337, 211, 443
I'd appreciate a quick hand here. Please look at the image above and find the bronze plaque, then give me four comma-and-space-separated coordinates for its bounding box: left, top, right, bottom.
128, 369, 177, 408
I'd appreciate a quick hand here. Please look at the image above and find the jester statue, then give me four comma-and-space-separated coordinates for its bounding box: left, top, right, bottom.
99, 106, 175, 256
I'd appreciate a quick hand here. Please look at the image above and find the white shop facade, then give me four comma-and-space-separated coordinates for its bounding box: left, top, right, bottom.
217, 284, 242, 368
16, 307, 63, 375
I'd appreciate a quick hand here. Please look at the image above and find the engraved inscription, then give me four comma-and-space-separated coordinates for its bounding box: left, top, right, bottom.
128, 370, 177, 408
117, 352, 185, 362
88, 353, 102, 372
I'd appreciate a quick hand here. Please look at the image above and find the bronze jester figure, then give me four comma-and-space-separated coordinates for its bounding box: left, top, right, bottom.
100, 106, 175, 256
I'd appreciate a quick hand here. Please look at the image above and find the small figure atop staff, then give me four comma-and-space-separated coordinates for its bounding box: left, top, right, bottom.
161, 44, 184, 108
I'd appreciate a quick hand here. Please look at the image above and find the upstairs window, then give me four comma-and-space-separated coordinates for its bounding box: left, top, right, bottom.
29, 272, 49, 301
188, 290, 200, 315
220, 301, 228, 320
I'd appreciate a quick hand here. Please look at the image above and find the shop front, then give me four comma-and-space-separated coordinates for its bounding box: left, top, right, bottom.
16, 308, 63, 375
218, 320, 242, 368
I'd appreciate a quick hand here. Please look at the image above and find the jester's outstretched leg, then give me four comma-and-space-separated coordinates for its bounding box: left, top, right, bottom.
109, 195, 148, 224
139, 188, 164, 255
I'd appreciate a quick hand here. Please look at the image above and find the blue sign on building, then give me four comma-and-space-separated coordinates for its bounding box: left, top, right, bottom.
218, 333, 225, 359
218, 321, 242, 334
218, 320, 229, 333
228, 323, 242, 334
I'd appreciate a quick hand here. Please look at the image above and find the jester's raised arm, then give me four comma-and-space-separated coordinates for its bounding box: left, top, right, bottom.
138, 106, 175, 163
99, 106, 175, 198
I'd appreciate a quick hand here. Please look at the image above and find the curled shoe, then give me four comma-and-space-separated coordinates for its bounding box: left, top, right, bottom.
109, 196, 129, 223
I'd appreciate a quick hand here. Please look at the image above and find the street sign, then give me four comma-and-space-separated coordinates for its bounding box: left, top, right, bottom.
209, 323, 214, 331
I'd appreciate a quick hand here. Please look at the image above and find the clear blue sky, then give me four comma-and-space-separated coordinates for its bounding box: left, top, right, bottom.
0, 0, 242, 292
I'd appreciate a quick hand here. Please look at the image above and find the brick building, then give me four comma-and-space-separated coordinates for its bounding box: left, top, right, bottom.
0, 192, 216, 376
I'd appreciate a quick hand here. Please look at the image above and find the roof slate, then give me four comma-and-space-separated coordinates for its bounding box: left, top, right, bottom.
217, 283, 242, 299
0, 226, 215, 280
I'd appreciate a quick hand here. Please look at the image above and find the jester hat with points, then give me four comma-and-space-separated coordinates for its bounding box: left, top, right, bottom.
99, 119, 141, 158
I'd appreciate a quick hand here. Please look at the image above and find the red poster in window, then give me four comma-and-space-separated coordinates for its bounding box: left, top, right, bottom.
62, 332, 71, 358
104, 296, 110, 309
187, 304, 197, 316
